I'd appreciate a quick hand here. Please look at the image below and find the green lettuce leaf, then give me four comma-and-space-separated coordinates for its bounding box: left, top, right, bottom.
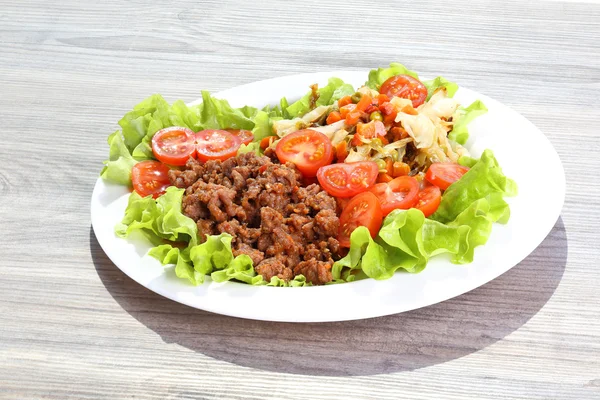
448, 100, 488, 145
432, 149, 517, 223
189, 233, 236, 276
285, 77, 355, 118
250, 110, 275, 141
265, 275, 311, 287
118, 95, 171, 153
115, 186, 198, 246
198, 90, 255, 131
210, 254, 263, 285
149, 244, 204, 286
365, 62, 419, 89
237, 141, 263, 156
423, 76, 459, 100
100, 130, 138, 186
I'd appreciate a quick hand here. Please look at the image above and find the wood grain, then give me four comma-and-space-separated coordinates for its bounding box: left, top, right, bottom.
1, 0, 599, 399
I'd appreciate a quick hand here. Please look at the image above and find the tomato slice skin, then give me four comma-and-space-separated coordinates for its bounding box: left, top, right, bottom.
414, 185, 442, 217
379, 75, 428, 108
227, 129, 254, 145
316, 161, 379, 198
275, 129, 333, 177
369, 175, 420, 216
151, 127, 196, 166
195, 129, 242, 162
425, 163, 470, 190
131, 160, 171, 199
338, 191, 383, 248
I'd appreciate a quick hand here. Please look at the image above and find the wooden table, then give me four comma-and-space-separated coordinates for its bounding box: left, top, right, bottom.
1, 0, 599, 398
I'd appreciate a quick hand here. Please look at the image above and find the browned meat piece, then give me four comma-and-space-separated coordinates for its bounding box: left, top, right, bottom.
256, 257, 293, 282
293, 259, 333, 285
305, 190, 337, 213
293, 184, 321, 204
327, 236, 341, 256
217, 220, 260, 244
313, 209, 339, 238
303, 243, 322, 262
170, 152, 343, 285
233, 243, 265, 266
260, 207, 284, 232
197, 219, 217, 239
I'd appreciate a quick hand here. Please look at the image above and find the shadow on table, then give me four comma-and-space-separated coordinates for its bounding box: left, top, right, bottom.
91, 218, 568, 376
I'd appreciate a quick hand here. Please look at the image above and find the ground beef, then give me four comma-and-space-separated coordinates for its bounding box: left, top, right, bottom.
169, 152, 342, 285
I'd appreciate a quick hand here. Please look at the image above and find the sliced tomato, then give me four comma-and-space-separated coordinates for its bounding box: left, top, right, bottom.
338, 191, 383, 248
414, 185, 442, 217
351, 120, 386, 146
275, 129, 333, 177
151, 127, 196, 166
228, 129, 254, 145
195, 129, 242, 162
425, 163, 470, 190
369, 175, 420, 216
316, 161, 378, 198
379, 75, 428, 108
131, 160, 171, 199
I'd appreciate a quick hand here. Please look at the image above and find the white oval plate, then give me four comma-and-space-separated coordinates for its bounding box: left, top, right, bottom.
91, 71, 565, 323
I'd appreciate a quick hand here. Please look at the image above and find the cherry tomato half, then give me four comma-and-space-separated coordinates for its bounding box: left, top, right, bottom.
369, 175, 420, 216
151, 127, 196, 166
195, 129, 242, 162
131, 160, 171, 199
338, 191, 383, 248
316, 161, 379, 198
414, 185, 442, 217
425, 163, 470, 190
379, 74, 428, 108
228, 129, 254, 145
275, 129, 333, 177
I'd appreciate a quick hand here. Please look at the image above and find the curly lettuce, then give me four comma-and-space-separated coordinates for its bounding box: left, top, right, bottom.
366, 62, 459, 101
366, 62, 419, 89
101, 92, 261, 186
115, 186, 199, 246
285, 77, 355, 118
448, 100, 488, 145
100, 131, 138, 186
333, 150, 517, 281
